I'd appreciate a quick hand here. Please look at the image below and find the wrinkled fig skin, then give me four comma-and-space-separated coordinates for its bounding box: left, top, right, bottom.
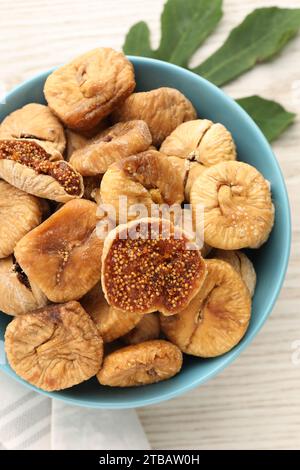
213, 249, 257, 297
160, 119, 237, 166
100, 150, 188, 223
112, 87, 197, 146
160, 259, 251, 358
66, 122, 113, 161
190, 161, 275, 249
122, 313, 160, 345
97, 340, 182, 387
101, 218, 207, 316
14, 200, 104, 303
0, 256, 47, 316
0, 103, 66, 154
185, 161, 206, 202
0, 140, 84, 202
0, 180, 43, 259
81, 283, 141, 343
66, 129, 89, 161
44, 48, 135, 131
5, 301, 103, 391
69, 120, 152, 176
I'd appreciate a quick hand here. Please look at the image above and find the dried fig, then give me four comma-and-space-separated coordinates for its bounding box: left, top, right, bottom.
81, 283, 141, 343
0, 180, 43, 258
160, 119, 236, 166
122, 313, 160, 345
69, 121, 152, 175
0, 103, 66, 154
213, 249, 256, 297
0, 140, 84, 202
44, 48, 135, 131
100, 150, 188, 222
0, 256, 47, 315
97, 339, 182, 387
101, 218, 206, 315
190, 161, 275, 249
5, 301, 103, 391
160, 259, 251, 357
14, 199, 103, 302
112, 87, 197, 146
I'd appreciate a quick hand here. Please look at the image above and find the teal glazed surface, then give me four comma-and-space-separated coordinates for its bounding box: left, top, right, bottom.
0, 57, 291, 408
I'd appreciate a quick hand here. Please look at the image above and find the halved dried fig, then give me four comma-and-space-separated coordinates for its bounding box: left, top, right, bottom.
0, 256, 47, 315
160, 259, 251, 357
112, 87, 197, 146
0, 103, 66, 154
97, 339, 182, 387
0, 180, 43, 258
100, 150, 188, 222
213, 249, 256, 296
69, 120, 152, 175
190, 161, 275, 249
101, 218, 206, 315
44, 48, 135, 131
160, 119, 236, 166
81, 283, 141, 343
122, 313, 160, 345
14, 199, 103, 302
5, 301, 103, 391
0, 140, 84, 202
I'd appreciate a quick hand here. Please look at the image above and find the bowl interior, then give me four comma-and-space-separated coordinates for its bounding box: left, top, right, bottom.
0, 57, 291, 408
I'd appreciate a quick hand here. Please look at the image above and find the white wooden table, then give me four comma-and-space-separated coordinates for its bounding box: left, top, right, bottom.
0, 0, 299, 450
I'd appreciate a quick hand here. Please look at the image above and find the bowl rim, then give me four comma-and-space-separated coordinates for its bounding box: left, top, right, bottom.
0, 56, 292, 409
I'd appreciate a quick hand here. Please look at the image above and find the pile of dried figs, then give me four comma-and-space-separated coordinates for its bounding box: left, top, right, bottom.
0, 48, 275, 391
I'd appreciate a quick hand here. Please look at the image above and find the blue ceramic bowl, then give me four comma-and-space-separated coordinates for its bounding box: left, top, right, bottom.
0, 57, 291, 408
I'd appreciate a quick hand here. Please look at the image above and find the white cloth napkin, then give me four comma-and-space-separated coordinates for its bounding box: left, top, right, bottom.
0, 371, 150, 450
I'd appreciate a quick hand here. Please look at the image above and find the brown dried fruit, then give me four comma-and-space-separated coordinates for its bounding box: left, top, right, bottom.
0, 140, 84, 202
112, 87, 197, 146
160, 119, 236, 166
0, 256, 47, 315
69, 121, 152, 175
123, 313, 160, 345
160, 259, 251, 357
101, 217, 206, 315
213, 249, 256, 297
0, 103, 66, 154
14, 199, 103, 302
97, 339, 182, 387
44, 48, 135, 131
190, 161, 275, 249
5, 301, 103, 391
81, 283, 141, 343
100, 150, 188, 222
0, 180, 43, 258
